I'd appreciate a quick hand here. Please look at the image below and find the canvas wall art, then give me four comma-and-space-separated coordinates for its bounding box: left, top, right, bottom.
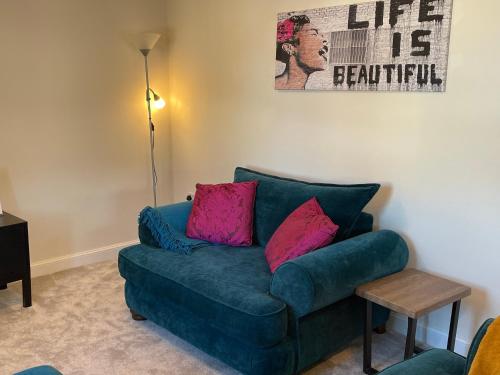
275, 0, 453, 92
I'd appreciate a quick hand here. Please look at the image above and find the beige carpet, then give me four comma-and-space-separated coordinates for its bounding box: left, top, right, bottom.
0, 261, 407, 375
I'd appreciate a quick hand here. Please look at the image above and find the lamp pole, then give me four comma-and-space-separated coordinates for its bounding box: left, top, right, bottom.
141, 49, 158, 208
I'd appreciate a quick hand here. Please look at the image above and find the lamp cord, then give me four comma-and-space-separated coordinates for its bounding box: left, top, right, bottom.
151, 122, 158, 202
144, 53, 158, 208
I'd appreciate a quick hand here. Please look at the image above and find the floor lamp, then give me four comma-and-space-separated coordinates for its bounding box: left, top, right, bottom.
136, 33, 165, 208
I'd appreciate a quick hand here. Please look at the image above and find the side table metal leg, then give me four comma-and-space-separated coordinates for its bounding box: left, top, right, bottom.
447, 300, 461, 351
22, 276, 32, 307
363, 300, 378, 374
404, 318, 417, 359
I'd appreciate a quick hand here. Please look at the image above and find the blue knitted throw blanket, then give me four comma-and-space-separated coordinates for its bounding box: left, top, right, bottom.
139, 206, 209, 254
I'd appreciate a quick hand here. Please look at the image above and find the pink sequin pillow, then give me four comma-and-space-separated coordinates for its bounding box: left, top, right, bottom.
265, 197, 339, 273
186, 181, 258, 246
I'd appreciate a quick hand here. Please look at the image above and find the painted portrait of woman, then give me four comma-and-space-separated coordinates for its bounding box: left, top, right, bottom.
275, 15, 329, 90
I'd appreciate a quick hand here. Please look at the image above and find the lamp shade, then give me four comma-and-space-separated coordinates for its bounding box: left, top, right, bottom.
134, 33, 161, 52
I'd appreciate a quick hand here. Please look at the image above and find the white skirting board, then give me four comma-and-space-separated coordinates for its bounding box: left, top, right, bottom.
388, 313, 470, 356
30, 240, 139, 278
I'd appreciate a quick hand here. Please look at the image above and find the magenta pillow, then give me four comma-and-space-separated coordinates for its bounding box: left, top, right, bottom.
186, 181, 258, 246
265, 197, 339, 273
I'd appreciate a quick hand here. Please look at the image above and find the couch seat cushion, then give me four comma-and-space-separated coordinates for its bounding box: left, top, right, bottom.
119, 244, 288, 348
380, 349, 466, 375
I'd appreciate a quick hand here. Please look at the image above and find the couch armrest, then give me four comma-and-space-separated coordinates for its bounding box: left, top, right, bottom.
270, 230, 409, 317
139, 201, 193, 247
154, 201, 193, 232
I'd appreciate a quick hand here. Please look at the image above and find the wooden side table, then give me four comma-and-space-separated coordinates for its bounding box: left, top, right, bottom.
356, 268, 471, 374
0, 212, 32, 307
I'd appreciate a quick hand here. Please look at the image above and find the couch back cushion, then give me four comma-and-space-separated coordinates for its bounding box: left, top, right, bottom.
350, 212, 374, 238
234, 167, 380, 246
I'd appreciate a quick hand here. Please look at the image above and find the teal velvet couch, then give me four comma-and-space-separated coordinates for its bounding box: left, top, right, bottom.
118, 168, 409, 375
379, 319, 494, 375
14, 366, 62, 375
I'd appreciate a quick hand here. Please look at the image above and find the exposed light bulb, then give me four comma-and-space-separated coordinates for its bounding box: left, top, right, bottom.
154, 97, 166, 109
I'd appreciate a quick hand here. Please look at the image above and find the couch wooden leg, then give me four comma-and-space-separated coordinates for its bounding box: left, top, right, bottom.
374, 324, 386, 334
130, 309, 147, 321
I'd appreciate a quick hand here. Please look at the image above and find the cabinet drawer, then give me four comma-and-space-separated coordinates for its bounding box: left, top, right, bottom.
0, 224, 28, 282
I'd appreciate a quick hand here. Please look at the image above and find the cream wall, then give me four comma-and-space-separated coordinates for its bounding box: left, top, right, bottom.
0, 0, 171, 266
165, 0, 500, 351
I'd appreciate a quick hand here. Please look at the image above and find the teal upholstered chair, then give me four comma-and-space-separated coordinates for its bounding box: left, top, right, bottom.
119, 167, 410, 375
379, 319, 494, 375
14, 366, 62, 375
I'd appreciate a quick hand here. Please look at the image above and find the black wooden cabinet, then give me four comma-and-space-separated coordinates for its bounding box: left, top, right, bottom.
0, 212, 32, 307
